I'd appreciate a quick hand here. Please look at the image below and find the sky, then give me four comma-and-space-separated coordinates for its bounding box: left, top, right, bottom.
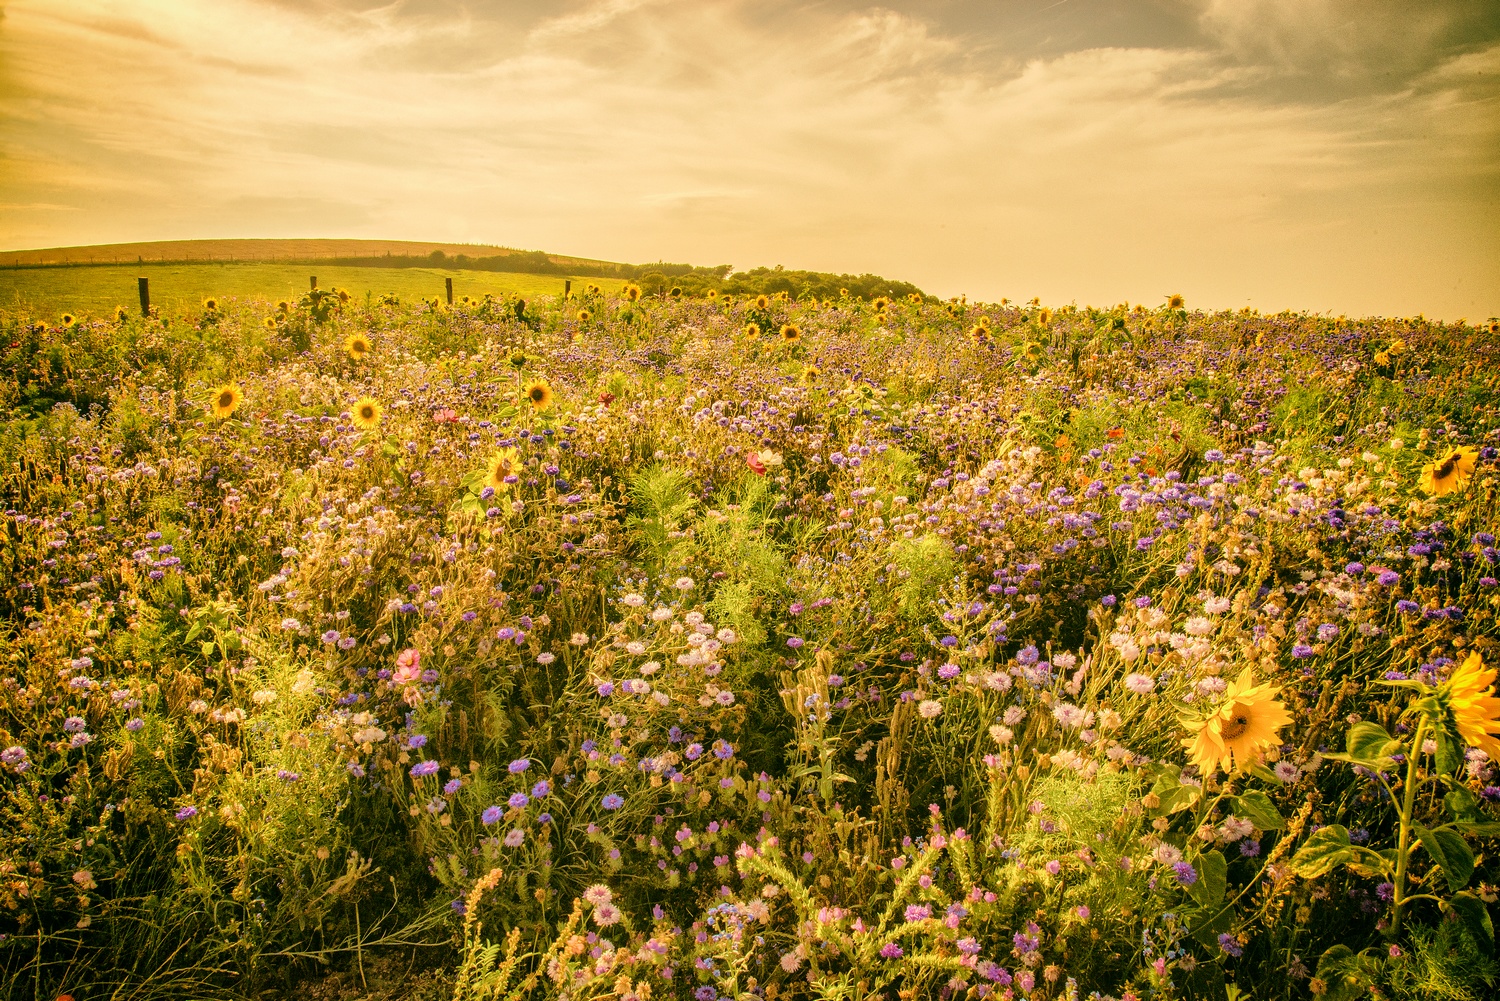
1, 0, 1497, 318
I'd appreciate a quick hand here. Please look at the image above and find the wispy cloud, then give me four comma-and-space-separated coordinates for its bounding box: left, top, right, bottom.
0, 0, 1495, 317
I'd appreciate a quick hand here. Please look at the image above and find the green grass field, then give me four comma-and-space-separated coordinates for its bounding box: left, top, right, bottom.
0, 263, 623, 319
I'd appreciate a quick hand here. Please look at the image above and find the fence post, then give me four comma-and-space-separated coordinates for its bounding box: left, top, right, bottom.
564, 280, 571, 298
445, 277, 453, 305
310, 276, 318, 290
138, 277, 150, 316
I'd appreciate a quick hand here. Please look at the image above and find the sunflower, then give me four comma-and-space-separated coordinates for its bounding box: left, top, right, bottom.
60, 313, 75, 326
1180, 668, 1293, 776
970, 324, 990, 345
669, 286, 682, 299
1418, 446, 1479, 496
484, 448, 521, 492
754, 294, 770, 310
578, 309, 593, 322
780, 324, 801, 343
624, 285, 641, 303
1038, 307, 1053, 325
351, 397, 383, 430
524, 378, 553, 411
203, 298, 219, 312
1387, 338, 1407, 356
509, 351, 528, 370
344, 333, 372, 360
706, 289, 718, 300
264, 317, 277, 329
210, 383, 243, 419
1489, 321, 1499, 335
800, 364, 820, 385
114, 306, 129, 322
1445, 653, 1500, 761
743, 322, 761, 338
1167, 293, 1185, 309
872, 296, 890, 312
276, 300, 291, 313
1373, 350, 1391, 366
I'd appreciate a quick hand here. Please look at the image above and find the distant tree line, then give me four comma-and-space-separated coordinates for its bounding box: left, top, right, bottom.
299, 252, 927, 301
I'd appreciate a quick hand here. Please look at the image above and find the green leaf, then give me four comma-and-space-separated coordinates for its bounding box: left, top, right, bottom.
1233, 790, 1285, 831
1445, 892, 1495, 955
1324, 721, 1401, 770
1456, 820, 1500, 837
1188, 850, 1227, 909
1436, 725, 1464, 776
200, 640, 216, 659
1446, 787, 1482, 822
1290, 825, 1355, 878
184, 620, 204, 643
1414, 825, 1475, 892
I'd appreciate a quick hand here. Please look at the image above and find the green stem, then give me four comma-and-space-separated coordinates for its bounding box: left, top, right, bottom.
1391, 715, 1428, 938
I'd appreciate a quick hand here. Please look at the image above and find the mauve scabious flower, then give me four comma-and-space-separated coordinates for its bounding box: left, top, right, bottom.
175, 805, 198, 820
409, 760, 439, 778
1378, 570, 1400, 586
481, 805, 503, 825
879, 942, 904, 959
126, 717, 144, 731
601, 793, 624, 810
508, 758, 530, 774
1173, 861, 1198, 885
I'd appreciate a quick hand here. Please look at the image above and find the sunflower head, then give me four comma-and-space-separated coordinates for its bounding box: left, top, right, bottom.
706, 289, 718, 299
210, 383, 243, 419
525, 378, 553, 411
578, 309, 593, 322
1418, 446, 1479, 497
344, 333, 372, 360
871, 296, 890, 312
780, 324, 801, 342
743, 322, 761, 338
277, 300, 291, 313
1167, 293, 1185, 310
1444, 652, 1500, 761
669, 286, 682, 299
1489, 321, 1499, 335
264, 316, 277, 329
800, 365, 820, 385
1038, 307, 1053, 326
203, 298, 219, 312
484, 448, 521, 491
351, 397, 383, 430
59, 313, 75, 327
970, 324, 989, 345
754, 294, 770, 310
625, 285, 641, 302
114, 306, 129, 322
1180, 668, 1292, 776
509, 350, 528, 370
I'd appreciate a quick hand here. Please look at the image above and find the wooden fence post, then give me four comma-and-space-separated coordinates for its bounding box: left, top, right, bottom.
138, 277, 150, 316
564, 280, 571, 298
445, 277, 453, 305
310, 276, 318, 290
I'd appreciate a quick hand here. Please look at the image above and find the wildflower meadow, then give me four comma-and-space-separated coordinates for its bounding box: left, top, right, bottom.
2, 285, 1499, 1001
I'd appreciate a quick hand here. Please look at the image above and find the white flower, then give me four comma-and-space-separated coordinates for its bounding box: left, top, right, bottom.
1183, 616, 1214, 636
989, 724, 1014, 746
570, 632, 590, 646
640, 661, 661, 675
625, 641, 647, 656
1152, 844, 1183, 865
251, 689, 278, 705
1204, 596, 1232, 614
1219, 816, 1255, 841
1123, 673, 1156, 694
537, 652, 556, 665
621, 593, 646, 608
673, 577, 694, 591
651, 607, 674, 622
917, 699, 943, 719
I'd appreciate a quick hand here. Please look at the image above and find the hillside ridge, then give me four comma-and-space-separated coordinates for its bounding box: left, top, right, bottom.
0, 238, 613, 268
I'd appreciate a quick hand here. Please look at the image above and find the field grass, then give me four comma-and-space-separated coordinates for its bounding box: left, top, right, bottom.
0, 263, 624, 319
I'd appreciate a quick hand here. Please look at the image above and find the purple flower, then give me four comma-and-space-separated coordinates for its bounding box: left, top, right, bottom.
1345, 562, 1364, 574
175, 805, 198, 820
409, 760, 440, 778
786, 637, 804, 649
63, 716, 86, 733
1173, 861, 1198, 885
1218, 933, 1243, 957
531, 779, 551, 797
444, 779, 463, 795
879, 942, 904, 959
481, 805, 503, 825
508, 792, 530, 809
601, 793, 624, 810
508, 758, 530, 774
1378, 570, 1400, 586
126, 717, 145, 731
1291, 643, 1314, 658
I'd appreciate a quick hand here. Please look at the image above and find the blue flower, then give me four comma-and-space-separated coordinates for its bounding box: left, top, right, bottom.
601, 793, 624, 810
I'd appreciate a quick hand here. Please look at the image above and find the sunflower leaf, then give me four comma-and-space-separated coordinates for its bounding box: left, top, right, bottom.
1232, 790, 1285, 831
1323, 722, 1400, 771
1188, 850, 1227, 908
1413, 825, 1474, 892
1445, 892, 1496, 954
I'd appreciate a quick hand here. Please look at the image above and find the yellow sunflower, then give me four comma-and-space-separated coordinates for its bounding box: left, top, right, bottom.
344, 333, 372, 360
754, 294, 770, 310
1446, 653, 1500, 761
524, 378, 553, 411
509, 350, 528, 370
484, 448, 521, 491
114, 306, 129, 322
578, 309, 593, 323
743, 322, 761, 338
1181, 668, 1293, 776
60, 313, 76, 327
624, 285, 641, 303
1418, 446, 1478, 496
872, 296, 890, 312
1038, 307, 1053, 325
351, 397, 383, 430
800, 364, 820, 385
780, 324, 801, 343
1387, 338, 1407, 356
1374, 350, 1391, 366
1167, 293, 1185, 310
970, 324, 990, 345
210, 384, 242, 419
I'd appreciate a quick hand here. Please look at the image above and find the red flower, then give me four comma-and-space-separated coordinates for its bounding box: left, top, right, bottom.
433, 408, 459, 423
746, 453, 766, 475
598, 392, 616, 405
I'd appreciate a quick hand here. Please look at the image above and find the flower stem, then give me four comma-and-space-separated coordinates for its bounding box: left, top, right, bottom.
1391, 715, 1427, 938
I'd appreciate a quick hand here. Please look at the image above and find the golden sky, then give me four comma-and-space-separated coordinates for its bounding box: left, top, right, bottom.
1, 0, 1497, 318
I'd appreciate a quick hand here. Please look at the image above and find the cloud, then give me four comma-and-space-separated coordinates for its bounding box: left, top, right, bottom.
0, 0, 1494, 317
